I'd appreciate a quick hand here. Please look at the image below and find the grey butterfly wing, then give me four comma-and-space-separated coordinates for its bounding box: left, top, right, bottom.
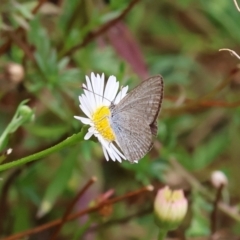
110, 75, 164, 162
113, 75, 163, 136
110, 112, 153, 162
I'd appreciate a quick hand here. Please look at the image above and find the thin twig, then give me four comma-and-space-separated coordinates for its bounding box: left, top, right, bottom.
211, 184, 224, 234
199, 100, 240, 108
32, 0, 48, 14
89, 207, 152, 232
106, 185, 154, 204
219, 48, 240, 60
233, 0, 240, 11
163, 74, 238, 116
163, 98, 240, 116
3, 185, 153, 240
62, 0, 140, 57
50, 177, 97, 240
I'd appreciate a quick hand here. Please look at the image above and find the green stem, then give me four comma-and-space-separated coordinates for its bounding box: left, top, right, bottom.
0, 129, 86, 172
158, 230, 167, 240
0, 100, 29, 151
0, 117, 17, 151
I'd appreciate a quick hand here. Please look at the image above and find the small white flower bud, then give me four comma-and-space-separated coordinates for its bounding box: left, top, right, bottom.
211, 170, 228, 188
5, 62, 24, 84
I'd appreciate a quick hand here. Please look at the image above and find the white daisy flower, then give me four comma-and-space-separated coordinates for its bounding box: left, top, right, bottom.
74, 72, 129, 162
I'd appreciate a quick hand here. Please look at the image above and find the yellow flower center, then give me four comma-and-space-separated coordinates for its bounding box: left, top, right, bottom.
92, 106, 115, 142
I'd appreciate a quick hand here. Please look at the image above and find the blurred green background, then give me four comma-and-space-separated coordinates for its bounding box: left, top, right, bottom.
1, 0, 240, 239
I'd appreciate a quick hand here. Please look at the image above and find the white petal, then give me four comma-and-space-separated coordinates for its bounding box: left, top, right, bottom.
80, 104, 91, 119
85, 75, 97, 110
99, 137, 115, 161
109, 76, 119, 102
88, 126, 95, 132
100, 73, 105, 98
84, 131, 93, 140
86, 126, 96, 137
102, 146, 109, 161
114, 85, 128, 104
110, 144, 122, 162
85, 91, 96, 112
81, 94, 94, 116
103, 75, 119, 105
106, 148, 116, 161
99, 137, 125, 162
111, 143, 126, 160
93, 73, 102, 107
79, 95, 91, 114
86, 75, 94, 91
91, 72, 100, 107
74, 116, 91, 125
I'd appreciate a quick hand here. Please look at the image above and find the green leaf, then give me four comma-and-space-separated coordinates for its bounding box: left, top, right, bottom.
13, 1, 34, 20
58, 57, 70, 71
13, 204, 31, 232
37, 148, 79, 217
186, 192, 211, 236
192, 132, 228, 170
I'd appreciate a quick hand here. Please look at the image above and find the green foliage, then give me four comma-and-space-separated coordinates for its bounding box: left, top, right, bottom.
37, 148, 79, 217
0, 1, 34, 30
186, 192, 211, 236
0, 0, 240, 239
122, 157, 168, 184
176, 131, 228, 171
0, 100, 34, 151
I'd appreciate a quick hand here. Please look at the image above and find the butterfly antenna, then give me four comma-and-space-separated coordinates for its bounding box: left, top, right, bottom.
82, 86, 112, 104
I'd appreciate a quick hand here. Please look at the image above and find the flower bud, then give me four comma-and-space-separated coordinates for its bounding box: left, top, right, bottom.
211, 170, 228, 188
5, 62, 24, 84
18, 105, 35, 123
154, 186, 188, 231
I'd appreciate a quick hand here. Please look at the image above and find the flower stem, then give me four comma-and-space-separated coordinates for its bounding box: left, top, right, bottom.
158, 230, 167, 240
0, 128, 86, 172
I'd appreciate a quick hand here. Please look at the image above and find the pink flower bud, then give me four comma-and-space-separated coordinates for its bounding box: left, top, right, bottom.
154, 186, 188, 231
